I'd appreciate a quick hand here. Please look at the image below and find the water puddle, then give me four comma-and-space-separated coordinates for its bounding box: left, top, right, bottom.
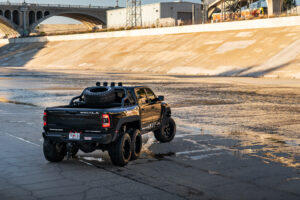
175, 121, 212, 138
172, 99, 236, 108
229, 130, 300, 169
286, 177, 300, 181
1, 69, 300, 170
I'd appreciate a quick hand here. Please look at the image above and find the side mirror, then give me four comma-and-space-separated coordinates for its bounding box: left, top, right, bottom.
158, 96, 164, 101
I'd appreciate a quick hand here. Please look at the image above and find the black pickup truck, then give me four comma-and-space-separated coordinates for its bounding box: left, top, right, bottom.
43, 82, 176, 166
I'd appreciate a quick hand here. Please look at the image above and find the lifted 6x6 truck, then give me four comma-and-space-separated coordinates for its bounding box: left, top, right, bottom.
43, 82, 176, 166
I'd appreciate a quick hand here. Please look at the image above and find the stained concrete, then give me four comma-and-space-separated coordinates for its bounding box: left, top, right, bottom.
0, 70, 300, 200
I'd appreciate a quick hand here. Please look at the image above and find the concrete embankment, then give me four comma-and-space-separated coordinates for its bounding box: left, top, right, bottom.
1, 16, 300, 78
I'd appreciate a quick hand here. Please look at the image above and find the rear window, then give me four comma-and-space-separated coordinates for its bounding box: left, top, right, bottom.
115, 89, 125, 103
126, 91, 136, 105
114, 89, 136, 106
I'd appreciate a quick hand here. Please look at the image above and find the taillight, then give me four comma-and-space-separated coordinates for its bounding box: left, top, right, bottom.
43, 112, 47, 126
102, 114, 110, 128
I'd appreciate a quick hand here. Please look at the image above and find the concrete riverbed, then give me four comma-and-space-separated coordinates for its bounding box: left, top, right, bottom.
0, 69, 300, 200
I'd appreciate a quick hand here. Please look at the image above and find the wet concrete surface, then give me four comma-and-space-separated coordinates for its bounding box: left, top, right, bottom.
0, 69, 300, 200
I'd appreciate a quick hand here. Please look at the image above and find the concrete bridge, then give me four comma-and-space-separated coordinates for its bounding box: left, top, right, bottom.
0, 2, 113, 37
208, 0, 283, 19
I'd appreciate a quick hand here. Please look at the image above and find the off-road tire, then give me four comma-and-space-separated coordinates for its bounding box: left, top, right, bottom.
43, 139, 66, 162
130, 129, 142, 160
154, 117, 176, 143
109, 133, 132, 167
83, 86, 115, 105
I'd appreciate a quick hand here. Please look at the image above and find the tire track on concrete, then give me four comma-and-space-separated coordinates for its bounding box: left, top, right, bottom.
79, 157, 210, 200
78, 158, 202, 200
2, 131, 185, 199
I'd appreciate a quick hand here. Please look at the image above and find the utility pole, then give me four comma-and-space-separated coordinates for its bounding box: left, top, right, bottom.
116, 0, 119, 8
192, 3, 195, 24
126, 0, 142, 28
202, 0, 208, 24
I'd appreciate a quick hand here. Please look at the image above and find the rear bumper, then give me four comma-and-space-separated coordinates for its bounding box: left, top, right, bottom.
43, 131, 113, 144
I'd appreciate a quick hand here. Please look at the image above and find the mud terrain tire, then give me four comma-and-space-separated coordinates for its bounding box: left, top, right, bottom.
109, 133, 132, 167
84, 87, 115, 105
130, 129, 142, 160
154, 117, 176, 143
43, 139, 66, 162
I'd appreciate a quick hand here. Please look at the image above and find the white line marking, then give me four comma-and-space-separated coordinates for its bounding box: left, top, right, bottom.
4, 133, 41, 147
79, 159, 93, 166
189, 152, 223, 160
176, 148, 222, 155
82, 157, 103, 162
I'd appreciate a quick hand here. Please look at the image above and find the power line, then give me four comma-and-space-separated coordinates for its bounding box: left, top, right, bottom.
126, 0, 142, 27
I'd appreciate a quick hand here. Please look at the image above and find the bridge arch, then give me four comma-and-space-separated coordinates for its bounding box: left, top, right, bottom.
37, 11, 43, 20
4, 10, 11, 20
0, 15, 20, 37
30, 11, 105, 33
29, 11, 35, 25
12, 10, 20, 25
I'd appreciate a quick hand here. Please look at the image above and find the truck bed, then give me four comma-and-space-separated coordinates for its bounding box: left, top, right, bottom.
45, 105, 137, 131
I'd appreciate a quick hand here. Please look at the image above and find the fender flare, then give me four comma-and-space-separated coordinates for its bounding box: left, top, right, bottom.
161, 103, 171, 124
112, 116, 141, 142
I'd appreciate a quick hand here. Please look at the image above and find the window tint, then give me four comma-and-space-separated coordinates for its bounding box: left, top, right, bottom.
136, 88, 148, 104
115, 89, 125, 103
145, 88, 156, 102
126, 91, 136, 105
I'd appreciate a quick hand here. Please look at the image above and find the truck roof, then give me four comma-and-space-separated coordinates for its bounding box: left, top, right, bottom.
115, 86, 146, 90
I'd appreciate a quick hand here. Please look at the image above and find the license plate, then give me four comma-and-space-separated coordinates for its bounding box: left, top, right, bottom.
69, 132, 81, 140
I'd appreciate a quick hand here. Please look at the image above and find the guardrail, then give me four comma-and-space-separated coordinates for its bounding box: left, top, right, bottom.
0, 2, 113, 9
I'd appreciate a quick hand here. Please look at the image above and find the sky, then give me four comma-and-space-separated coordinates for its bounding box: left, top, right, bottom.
7, 0, 202, 24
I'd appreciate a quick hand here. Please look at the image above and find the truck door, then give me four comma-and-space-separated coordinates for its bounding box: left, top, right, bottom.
135, 88, 152, 129
145, 88, 161, 124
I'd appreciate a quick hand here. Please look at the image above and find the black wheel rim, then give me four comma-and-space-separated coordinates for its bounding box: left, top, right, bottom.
163, 122, 173, 139
55, 143, 63, 152
123, 139, 131, 160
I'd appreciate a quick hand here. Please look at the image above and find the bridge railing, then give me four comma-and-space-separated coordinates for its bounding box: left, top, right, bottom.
0, 2, 112, 9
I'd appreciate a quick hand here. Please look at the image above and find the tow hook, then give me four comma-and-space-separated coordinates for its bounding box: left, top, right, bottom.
66, 143, 74, 160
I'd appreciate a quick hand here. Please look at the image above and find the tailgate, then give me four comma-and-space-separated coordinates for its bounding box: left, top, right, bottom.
47, 110, 102, 130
